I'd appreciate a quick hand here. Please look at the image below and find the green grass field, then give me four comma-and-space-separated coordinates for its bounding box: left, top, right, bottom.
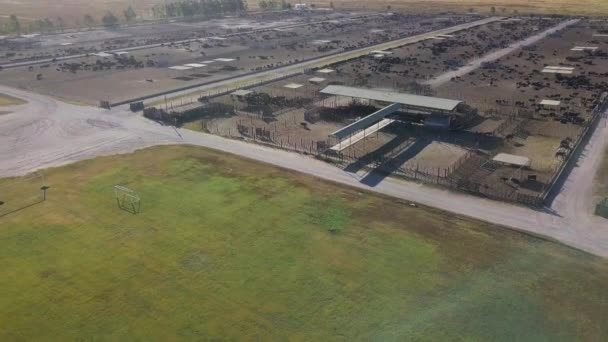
0, 145, 607, 340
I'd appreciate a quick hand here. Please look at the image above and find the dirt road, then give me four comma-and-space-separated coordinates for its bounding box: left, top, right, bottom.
0, 84, 606, 257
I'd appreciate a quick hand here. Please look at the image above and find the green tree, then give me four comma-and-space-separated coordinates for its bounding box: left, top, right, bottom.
43, 18, 55, 33
124, 6, 137, 23
8, 14, 20, 34
490, 6, 496, 14
102, 11, 119, 27
83, 14, 96, 29
56, 16, 65, 32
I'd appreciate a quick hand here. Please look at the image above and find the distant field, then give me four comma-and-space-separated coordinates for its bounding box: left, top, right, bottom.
308, 0, 608, 15
0, 93, 26, 106
0, 145, 606, 340
0, 0, 163, 25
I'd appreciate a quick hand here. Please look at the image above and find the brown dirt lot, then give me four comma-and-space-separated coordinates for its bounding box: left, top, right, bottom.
1, 13, 467, 104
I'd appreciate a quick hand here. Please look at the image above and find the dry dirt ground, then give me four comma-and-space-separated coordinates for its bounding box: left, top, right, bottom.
0, 13, 476, 104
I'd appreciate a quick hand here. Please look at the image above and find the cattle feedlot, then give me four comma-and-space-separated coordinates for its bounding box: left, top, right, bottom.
0, 4, 607, 341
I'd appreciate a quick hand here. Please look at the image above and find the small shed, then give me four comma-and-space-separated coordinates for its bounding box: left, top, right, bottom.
308, 77, 326, 84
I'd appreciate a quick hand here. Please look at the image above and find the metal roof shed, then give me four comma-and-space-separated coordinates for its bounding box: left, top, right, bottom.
320, 85, 462, 112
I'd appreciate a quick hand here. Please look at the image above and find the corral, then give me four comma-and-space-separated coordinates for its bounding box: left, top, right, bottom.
0, 11, 479, 104
169, 16, 608, 206
2, 8, 607, 207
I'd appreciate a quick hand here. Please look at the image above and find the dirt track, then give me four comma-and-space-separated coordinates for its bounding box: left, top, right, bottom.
1, 83, 607, 257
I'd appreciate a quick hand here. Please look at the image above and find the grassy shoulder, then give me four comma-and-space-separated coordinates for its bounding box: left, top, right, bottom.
0, 93, 26, 107
598, 146, 608, 194
0, 145, 606, 340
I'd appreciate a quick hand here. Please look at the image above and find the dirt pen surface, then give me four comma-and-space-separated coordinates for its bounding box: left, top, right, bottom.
0, 12, 481, 104
169, 17, 608, 205
0, 145, 606, 340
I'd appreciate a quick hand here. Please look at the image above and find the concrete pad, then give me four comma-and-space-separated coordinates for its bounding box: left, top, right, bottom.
308, 77, 326, 84
540, 99, 561, 106
542, 69, 573, 74
542, 66, 575, 74
184, 63, 206, 68
370, 50, 393, 55
214, 58, 236, 62
571, 46, 598, 51
284, 83, 304, 89
92, 52, 113, 57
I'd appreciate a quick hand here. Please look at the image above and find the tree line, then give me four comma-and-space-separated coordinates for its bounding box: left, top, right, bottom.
258, 0, 291, 11
0, 6, 138, 34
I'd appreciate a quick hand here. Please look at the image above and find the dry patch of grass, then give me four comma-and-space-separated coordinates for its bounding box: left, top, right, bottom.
0, 93, 26, 107
302, 0, 608, 16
